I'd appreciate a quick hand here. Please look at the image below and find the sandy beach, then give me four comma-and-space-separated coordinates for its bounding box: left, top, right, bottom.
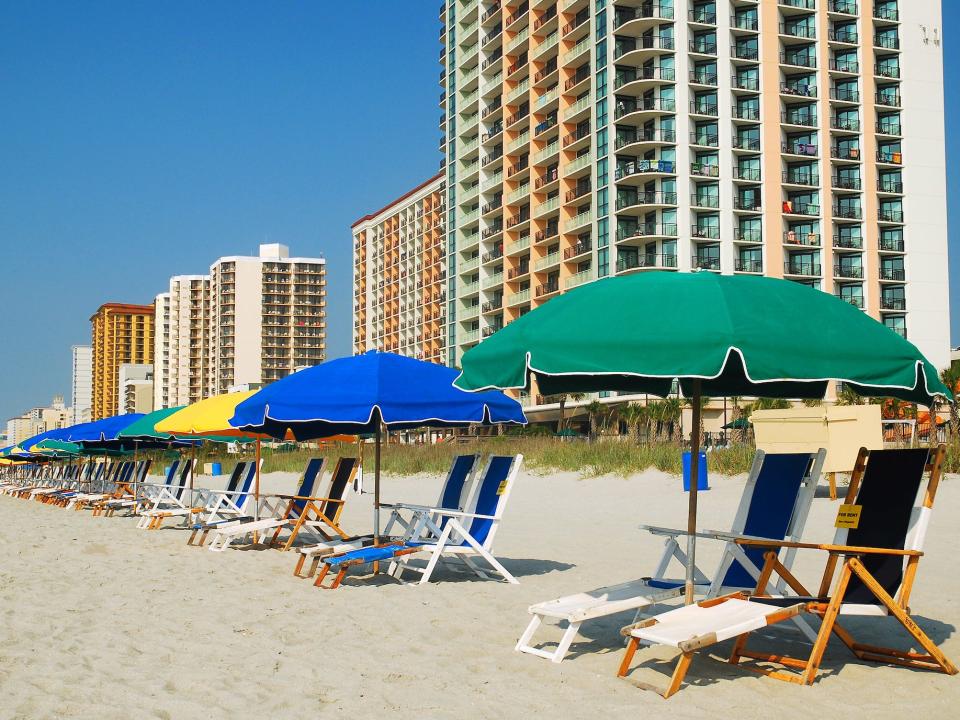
1, 466, 958, 719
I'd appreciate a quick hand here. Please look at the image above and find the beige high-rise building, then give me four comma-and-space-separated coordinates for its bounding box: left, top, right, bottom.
438, 0, 950, 375
91, 303, 155, 419
210, 244, 326, 392
71, 345, 92, 425
153, 292, 171, 410
164, 275, 212, 406
352, 174, 448, 363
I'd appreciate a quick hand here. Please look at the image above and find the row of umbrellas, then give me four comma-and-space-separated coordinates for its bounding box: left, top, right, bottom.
3, 272, 950, 594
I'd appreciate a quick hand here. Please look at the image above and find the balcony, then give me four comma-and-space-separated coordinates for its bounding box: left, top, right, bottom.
881, 298, 907, 311
833, 264, 864, 279
879, 267, 905, 281
879, 209, 905, 223
782, 201, 819, 217
836, 294, 865, 309
614, 4, 674, 28
880, 236, 905, 252
692, 255, 721, 271
564, 240, 592, 259
783, 170, 819, 186
833, 206, 863, 220
833, 235, 863, 250
784, 262, 821, 277
784, 231, 821, 247
735, 259, 763, 273
617, 253, 678, 272
876, 150, 903, 165
691, 225, 720, 240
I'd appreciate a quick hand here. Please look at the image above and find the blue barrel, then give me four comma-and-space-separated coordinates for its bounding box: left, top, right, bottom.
682, 451, 709, 491
211, 462, 223, 475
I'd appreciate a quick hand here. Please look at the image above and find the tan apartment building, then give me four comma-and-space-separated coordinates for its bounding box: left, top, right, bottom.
165, 275, 211, 406
91, 303, 155, 419
438, 0, 949, 380
209, 244, 326, 394
352, 174, 448, 364
153, 292, 171, 410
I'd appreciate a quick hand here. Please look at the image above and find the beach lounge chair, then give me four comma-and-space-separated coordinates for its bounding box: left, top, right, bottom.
92, 460, 152, 515
134, 460, 194, 528
515, 450, 825, 663
293, 453, 481, 578
186, 461, 262, 545
617, 446, 958, 697
99, 460, 180, 517
206, 457, 353, 552
70, 461, 134, 510
139, 460, 246, 531
314, 454, 523, 589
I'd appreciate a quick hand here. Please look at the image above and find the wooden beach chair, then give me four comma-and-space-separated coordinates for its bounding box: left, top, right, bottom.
134, 460, 194, 528
205, 457, 346, 552
516, 450, 825, 662
314, 455, 523, 589
187, 460, 262, 546
141, 461, 251, 530
293, 453, 481, 578
617, 446, 958, 697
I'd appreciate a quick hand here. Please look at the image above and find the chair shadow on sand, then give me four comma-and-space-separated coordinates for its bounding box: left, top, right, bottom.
333, 556, 576, 589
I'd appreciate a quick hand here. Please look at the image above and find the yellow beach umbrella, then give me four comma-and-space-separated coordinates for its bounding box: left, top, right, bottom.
155, 391, 314, 539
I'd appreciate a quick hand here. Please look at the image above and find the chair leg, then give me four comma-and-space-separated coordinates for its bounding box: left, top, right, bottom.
552, 621, 581, 663
515, 615, 543, 654
617, 637, 641, 678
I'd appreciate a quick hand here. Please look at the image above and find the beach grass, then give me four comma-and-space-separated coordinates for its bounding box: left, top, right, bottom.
170, 436, 761, 478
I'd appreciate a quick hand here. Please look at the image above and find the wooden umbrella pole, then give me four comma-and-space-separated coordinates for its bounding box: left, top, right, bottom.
684, 380, 702, 605
189, 442, 197, 519
132, 440, 139, 508
253, 437, 261, 545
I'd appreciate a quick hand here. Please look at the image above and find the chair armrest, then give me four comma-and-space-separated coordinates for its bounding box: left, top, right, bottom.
414, 508, 497, 521
736, 538, 923, 557
381, 502, 444, 513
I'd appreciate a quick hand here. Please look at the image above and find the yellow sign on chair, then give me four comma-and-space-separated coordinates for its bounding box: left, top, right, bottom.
496, 480, 508, 496
835, 504, 862, 529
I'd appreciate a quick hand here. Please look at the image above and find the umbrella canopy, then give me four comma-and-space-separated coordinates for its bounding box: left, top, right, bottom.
155, 391, 264, 438
63, 414, 145, 445
231, 350, 527, 438
454, 272, 951, 601
231, 351, 526, 543
722, 417, 751, 430
454, 272, 949, 404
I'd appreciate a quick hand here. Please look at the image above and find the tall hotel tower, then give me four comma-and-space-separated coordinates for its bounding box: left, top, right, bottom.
439, 0, 949, 372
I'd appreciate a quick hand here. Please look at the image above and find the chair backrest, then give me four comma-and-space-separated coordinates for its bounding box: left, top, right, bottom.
460, 455, 523, 549
718, 449, 824, 589
317, 457, 359, 522
437, 454, 480, 513
838, 447, 938, 605
223, 462, 248, 494
164, 460, 181, 487
172, 459, 194, 500
135, 460, 152, 483
232, 460, 259, 509
287, 458, 327, 519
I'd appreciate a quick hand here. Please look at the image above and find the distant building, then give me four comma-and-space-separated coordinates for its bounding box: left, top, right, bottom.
71, 345, 92, 424
6, 395, 71, 445
118, 364, 154, 414
153, 292, 171, 411
91, 303, 155, 419
352, 174, 447, 364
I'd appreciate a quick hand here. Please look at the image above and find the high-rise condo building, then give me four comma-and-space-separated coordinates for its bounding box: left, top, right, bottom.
165, 275, 212, 406
153, 292, 171, 410
152, 244, 327, 406
352, 174, 448, 363
439, 0, 949, 373
90, 303, 155, 419
209, 244, 327, 394
70, 345, 92, 424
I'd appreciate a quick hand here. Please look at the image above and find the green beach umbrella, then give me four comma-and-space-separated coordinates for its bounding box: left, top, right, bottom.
455, 272, 951, 600
722, 417, 751, 430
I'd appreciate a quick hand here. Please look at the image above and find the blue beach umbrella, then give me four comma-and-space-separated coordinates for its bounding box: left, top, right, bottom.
231, 351, 526, 540
63, 413, 145, 448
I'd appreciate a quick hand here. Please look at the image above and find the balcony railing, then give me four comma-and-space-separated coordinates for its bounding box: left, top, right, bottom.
834, 264, 864, 279
616, 253, 678, 271
880, 267, 905, 281
735, 259, 762, 273
785, 262, 821, 276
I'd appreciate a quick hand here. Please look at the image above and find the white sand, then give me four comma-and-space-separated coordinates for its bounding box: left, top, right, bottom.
1, 466, 958, 719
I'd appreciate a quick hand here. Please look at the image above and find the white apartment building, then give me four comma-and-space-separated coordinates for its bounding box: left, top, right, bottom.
71, 345, 92, 425
153, 292, 171, 410
439, 0, 950, 372
209, 243, 326, 393
6, 395, 71, 446
352, 174, 448, 363
118, 364, 155, 414
153, 244, 327, 405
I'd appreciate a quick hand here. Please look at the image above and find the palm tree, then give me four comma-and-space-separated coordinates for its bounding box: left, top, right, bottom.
619, 403, 645, 443
660, 397, 683, 443
584, 400, 605, 441
557, 391, 585, 432
939, 366, 960, 437
835, 384, 864, 406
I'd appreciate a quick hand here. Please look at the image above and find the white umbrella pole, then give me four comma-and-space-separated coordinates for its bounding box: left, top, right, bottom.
685, 381, 702, 605
253, 437, 261, 545
373, 421, 382, 544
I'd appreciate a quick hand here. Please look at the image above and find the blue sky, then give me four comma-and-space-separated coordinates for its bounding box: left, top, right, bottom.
0, 2, 957, 420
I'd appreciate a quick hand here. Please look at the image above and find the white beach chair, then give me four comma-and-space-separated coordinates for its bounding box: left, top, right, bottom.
134, 460, 194, 528
617, 447, 957, 697
206, 457, 349, 552
293, 453, 481, 578
515, 449, 825, 663
186, 460, 263, 545
387, 454, 524, 585
141, 460, 251, 530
